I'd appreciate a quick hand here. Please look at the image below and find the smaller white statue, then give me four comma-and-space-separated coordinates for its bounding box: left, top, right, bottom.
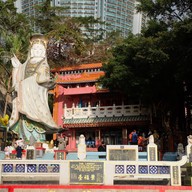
58, 137, 66, 150
77, 134, 86, 160
177, 143, 185, 160
187, 135, 192, 145
4, 146, 11, 159
149, 134, 154, 144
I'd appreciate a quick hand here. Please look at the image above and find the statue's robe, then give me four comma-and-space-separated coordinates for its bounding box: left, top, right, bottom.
9, 57, 59, 141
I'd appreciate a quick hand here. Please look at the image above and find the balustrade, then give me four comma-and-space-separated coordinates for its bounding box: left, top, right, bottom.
64, 104, 149, 119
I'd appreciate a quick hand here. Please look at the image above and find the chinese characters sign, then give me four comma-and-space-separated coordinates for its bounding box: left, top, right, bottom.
70, 161, 104, 184
107, 145, 138, 161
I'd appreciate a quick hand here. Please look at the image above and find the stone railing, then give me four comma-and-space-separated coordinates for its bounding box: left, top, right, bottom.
64, 104, 149, 119
0, 156, 187, 186
0, 138, 187, 186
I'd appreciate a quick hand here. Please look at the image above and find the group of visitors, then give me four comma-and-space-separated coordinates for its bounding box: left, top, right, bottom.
128, 129, 159, 151
4, 137, 24, 159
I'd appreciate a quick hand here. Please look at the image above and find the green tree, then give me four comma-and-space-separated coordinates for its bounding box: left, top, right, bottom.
100, 0, 192, 145
137, 0, 192, 23
0, 0, 32, 117
33, 0, 120, 66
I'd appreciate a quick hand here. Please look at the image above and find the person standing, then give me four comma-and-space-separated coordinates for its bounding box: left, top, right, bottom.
130, 130, 138, 145
138, 133, 148, 151
98, 141, 106, 159
98, 141, 106, 152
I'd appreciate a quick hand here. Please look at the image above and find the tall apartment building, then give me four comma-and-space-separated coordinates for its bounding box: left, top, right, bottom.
15, 0, 146, 37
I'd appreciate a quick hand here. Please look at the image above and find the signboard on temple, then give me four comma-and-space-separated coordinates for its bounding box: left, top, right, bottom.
107, 145, 138, 161
69, 161, 104, 184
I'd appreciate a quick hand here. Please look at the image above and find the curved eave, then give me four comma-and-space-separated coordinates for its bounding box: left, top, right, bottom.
56, 80, 97, 84
51, 63, 102, 72
63, 116, 149, 128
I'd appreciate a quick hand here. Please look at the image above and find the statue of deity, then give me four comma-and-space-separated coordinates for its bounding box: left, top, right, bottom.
8, 34, 60, 142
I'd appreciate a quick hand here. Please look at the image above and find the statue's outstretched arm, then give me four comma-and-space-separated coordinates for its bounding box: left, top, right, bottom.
11, 54, 22, 89
11, 54, 21, 68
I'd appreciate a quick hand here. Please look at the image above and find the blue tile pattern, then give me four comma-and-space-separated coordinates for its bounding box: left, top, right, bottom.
3, 164, 13, 172
51, 164, 60, 172
160, 166, 170, 174
16, 164, 25, 172
126, 165, 136, 174
139, 165, 148, 174
27, 164, 36, 172
39, 164, 48, 172
115, 165, 124, 174
149, 165, 158, 174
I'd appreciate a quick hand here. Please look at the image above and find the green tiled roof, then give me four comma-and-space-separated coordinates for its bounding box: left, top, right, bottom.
64, 115, 149, 127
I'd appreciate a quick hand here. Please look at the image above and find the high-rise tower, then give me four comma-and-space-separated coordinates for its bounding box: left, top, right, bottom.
15, 0, 146, 37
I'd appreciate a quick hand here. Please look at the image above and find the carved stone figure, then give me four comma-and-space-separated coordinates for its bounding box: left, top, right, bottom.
77, 134, 86, 160
58, 137, 66, 150
8, 34, 60, 141
177, 143, 185, 160
187, 135, 192, 145
149, 134, 154, 144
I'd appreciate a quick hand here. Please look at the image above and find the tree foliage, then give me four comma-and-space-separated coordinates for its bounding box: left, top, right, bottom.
100, 0, 192, 134
0, 0, 32, 116
33, 0, 121, 67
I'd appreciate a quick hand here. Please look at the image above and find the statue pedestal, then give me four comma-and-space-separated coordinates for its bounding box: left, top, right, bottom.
54, 150, 68, 160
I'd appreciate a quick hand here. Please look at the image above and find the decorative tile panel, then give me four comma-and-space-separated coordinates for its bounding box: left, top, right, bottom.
39, 164, 48, 172
149, 165, 158, 174
126, 165, 136, 174
3, 164, 13, 172
115, 165, 124, 174
27, 164, 36, 172
16, 164, 25, 172
139, 165, 148, 174
159, 166, 170, 174
51, 164, 60, 172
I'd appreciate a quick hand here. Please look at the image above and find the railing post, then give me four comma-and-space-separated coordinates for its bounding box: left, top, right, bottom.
63, 103, 67, 119
112, 104, 116, 116
170, 165, 182, 186
96, 104, 99, 117
72, 103, 75, 118
147, 135, 158, 161
88, 102, 91, 117
59, 161, 69, 185
104, 161, 114, 185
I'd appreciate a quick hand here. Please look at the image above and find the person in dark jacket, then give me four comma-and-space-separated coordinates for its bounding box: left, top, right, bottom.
98, 141, 106, 152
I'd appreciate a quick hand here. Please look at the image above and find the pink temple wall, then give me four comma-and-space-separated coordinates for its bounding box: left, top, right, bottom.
54, 85, 65, 127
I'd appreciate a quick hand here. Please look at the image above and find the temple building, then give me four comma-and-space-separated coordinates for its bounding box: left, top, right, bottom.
51, 63, 150, 151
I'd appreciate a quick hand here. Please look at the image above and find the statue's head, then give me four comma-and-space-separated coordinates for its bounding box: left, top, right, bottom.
30, 34, 48, 48
30, 34, 48, 58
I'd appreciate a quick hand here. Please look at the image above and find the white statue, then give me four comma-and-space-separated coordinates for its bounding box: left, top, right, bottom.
77, 134, 86, 160
187, 135, 192, 145
9, 34, 60, 141
149, 134, 154, 144
177, 143, 185, 160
